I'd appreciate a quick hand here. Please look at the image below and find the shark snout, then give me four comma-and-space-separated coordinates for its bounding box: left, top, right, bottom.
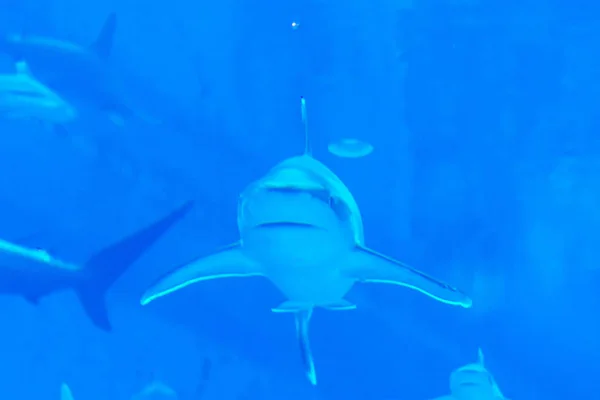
239, 186, 340, 233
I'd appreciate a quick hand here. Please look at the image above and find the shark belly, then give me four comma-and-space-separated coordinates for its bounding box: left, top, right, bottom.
241, 220, 355, 305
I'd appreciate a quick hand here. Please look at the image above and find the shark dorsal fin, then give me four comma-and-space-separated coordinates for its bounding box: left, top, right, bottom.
60, 383, 74, 400
300, 96, 312, 156
90, 12, 117, 58
15, 61, 31, 75
477, 347, 485, 366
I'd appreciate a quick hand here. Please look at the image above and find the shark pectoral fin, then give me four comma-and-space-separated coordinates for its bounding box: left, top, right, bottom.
61, 383, 75, 400
321, 299, 356, 311
345, 246, 473, 308
295, 309, 318, 386
141, 243, 262, 306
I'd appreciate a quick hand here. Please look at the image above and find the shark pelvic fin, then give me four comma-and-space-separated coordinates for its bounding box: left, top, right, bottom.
321, 299, 356, 311
75, 201, 194, 331
90, 12, 117, 58
295, 309, 317, 385
140, 242, 263, 306
344, 245, 473, 308
272, 300, 311, 313
60, 383, 75, 400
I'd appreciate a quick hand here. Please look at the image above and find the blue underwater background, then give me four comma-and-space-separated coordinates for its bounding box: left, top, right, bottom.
0, 0, 598, 398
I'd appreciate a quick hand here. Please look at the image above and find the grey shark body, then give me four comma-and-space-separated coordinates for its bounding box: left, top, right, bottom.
0, 13, 134, 126
431, 348, 508, 400
141, 99, 472, 385
0, 201, 193, 331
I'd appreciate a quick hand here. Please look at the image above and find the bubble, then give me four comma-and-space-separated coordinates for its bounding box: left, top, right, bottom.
328, 138, 374, 158
291, 21, 300, 30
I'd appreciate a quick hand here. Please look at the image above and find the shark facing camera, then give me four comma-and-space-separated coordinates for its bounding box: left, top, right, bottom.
431, 348, 509, 400
141, 97, 473, 386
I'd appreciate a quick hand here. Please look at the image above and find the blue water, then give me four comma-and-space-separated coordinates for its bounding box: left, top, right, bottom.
0, 0, 597, 399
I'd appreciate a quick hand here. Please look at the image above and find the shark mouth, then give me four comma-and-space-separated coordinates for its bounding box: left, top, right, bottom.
264, 187, 350, 221
255, 221, 323, 230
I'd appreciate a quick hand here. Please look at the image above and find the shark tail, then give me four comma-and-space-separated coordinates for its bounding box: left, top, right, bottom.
74, 201, 194, 331
295, 308, 317, 385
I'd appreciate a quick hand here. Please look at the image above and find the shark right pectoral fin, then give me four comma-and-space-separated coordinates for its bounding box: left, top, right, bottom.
140, 242, 262, 306
345, 246, 473, 308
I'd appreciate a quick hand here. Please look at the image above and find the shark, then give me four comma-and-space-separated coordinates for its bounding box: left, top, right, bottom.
0, 201, 193, 331
0, 60, 76, 130
431, 348, 509, 400
0, 12, 137, 126
140, 97, 472, 385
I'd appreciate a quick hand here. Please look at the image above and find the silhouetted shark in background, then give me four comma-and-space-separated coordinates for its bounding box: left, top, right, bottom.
140, 97, 472, 384
0, 12, 138, 126
0, 201, 193, 331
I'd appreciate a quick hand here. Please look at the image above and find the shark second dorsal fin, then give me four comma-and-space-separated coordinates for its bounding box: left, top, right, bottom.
90, 12, 117, 58
60, 383, 74, 400
300, 96, 312, 156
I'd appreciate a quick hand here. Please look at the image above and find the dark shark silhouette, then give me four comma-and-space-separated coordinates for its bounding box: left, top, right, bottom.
0, 201, 193, 331
0, 12, 137, 126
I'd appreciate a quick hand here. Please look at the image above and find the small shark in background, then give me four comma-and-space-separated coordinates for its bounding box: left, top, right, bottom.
61, 383, 75, 400
0, 201, 193, 331
431, 348, 509, 400
0, 12, 140, 126
140, 97, 472, 385
0, 60, 76, 131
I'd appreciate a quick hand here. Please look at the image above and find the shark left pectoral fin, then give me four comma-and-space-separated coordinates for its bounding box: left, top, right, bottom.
61, 383, 75, 400
140, 242, 263, 306
345, 246, 473, 308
